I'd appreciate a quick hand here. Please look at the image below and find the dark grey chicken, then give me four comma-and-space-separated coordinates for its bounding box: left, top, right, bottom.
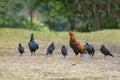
84, 43, 95, 58
28, 33, 39, 56
46, 42, 55, 56
100, 45, 114, 58
61, 45, 68, 58
18, 43, 24, 56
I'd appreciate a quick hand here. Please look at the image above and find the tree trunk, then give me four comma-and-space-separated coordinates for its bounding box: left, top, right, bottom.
45, 1, 53, 31
93, 2, 102, 30
48, 19, 52, 31
30, 10, 33, 30
30, 1, 34, 30
68, 16, 75, 31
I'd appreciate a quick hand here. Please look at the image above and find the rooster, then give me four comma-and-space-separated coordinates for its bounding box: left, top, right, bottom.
74, 41, 86, 56
69, 31, 86, 60
69, 31, 79, 60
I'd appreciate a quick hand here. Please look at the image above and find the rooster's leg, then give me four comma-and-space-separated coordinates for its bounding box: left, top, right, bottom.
74, 55, 78, 60
82, 54, 84, 57
80, 53, 83, 57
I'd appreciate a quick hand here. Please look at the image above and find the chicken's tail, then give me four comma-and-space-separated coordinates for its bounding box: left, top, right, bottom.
109, 53, 114, 57
36, 44, 39, 49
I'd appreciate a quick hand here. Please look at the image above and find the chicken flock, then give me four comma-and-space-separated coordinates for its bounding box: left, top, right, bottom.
18, 31, 114, 59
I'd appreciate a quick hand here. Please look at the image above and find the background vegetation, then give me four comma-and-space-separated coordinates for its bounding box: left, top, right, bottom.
0, 0, 120, 32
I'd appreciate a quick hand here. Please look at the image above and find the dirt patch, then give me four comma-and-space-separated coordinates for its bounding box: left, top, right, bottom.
0, 43, 120, 80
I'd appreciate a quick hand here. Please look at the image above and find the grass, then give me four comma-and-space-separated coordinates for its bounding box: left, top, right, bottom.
0, 28, 120, 46
0, 28, 120, 80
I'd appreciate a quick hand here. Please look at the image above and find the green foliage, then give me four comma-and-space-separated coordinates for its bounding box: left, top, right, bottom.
22, 18, 49, 32
0, 0, 25, 27
0, 14, 18, 27
0, 0, 120, 32
76, 25, 92, 32
103, 17, 118, 29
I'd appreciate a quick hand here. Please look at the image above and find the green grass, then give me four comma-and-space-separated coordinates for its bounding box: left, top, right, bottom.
0, 28, 120, 47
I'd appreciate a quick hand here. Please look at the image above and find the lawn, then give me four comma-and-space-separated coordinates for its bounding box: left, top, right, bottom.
0, 28, 120, 46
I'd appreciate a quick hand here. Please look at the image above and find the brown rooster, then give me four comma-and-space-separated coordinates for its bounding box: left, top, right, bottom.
74, 41, 86, 57
74, 41, 86, 53
69, 31, 86, 60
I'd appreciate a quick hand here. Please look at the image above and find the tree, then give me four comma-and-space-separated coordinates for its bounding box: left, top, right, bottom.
75, 0, 120, 30
36, 0, 56, 31
27, 0, 41, 29
0, 0, 26, 27
56, 0, 78, 31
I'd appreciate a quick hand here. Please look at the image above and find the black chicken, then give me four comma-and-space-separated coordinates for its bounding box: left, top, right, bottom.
46, 42, 55, 56
84, 43, 95, 58
18, 43, 24, 56
100, 45, 114, 58
28, 33, 39, 56
61, 45, 68, 58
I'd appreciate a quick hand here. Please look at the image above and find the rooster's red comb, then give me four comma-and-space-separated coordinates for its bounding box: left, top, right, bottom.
69, 31, 73, 36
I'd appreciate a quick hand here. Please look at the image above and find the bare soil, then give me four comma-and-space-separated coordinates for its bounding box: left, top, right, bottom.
0, 43, 120, 80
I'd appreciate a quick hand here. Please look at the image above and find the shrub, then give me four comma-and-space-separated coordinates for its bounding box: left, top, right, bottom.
22, 18, 50, 32
76, 25, 92, 32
